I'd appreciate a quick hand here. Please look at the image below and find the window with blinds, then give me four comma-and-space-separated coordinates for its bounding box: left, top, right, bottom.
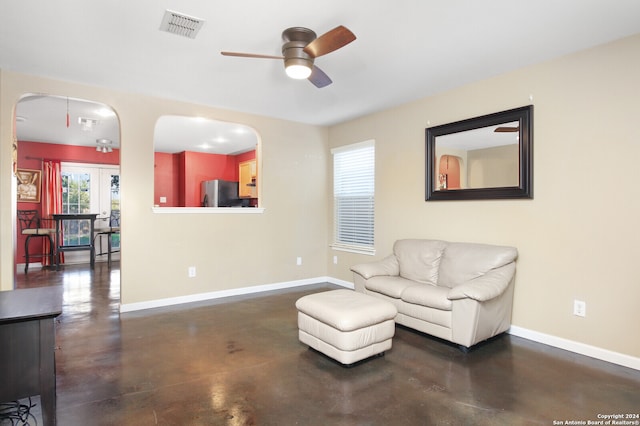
331, 140, 375, 255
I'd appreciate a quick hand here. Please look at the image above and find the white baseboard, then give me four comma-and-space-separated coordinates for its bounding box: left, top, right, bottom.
118, 276, 637, 371
119, 276, 352, 313
508, 325, 639, 371
326, 276, 355, 289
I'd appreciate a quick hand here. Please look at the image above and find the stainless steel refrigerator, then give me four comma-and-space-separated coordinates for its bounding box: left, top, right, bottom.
201, 179, 239, 207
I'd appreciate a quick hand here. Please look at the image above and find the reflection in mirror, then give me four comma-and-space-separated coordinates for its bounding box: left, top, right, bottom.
435, 120, 519, 190
153, 116, 259, 208
426, 105, 532, 201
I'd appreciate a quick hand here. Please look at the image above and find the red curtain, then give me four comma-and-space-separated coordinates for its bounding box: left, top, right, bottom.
42, 161, 63, 265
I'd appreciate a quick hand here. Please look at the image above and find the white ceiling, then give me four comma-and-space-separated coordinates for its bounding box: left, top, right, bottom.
154, 115, 258, 155
15, 95, 121, 148
3, 0, 640, 132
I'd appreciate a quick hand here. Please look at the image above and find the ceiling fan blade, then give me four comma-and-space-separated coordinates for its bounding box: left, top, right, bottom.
303, 25, 356, 58
494, 126, 519, 133
308, 65, 332, 88
221, 51, 284, 60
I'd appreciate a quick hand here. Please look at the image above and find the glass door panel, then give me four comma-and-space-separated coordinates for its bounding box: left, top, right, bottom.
96, 168, 120, 255
61, 168, 97, 248
61, 164, 119, 264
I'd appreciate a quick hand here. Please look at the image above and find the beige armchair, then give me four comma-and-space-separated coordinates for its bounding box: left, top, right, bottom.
351, 239, 518, 349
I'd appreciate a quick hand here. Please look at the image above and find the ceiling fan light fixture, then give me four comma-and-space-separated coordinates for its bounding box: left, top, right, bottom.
285, 58, 312, 79
96, 138, 113, 153
286, 64, 312, 80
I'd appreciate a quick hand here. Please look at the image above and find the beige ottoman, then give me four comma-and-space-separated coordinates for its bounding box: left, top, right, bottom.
295, 289, 397, 365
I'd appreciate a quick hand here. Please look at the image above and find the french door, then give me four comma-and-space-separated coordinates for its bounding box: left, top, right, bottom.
61, 163, 120, 265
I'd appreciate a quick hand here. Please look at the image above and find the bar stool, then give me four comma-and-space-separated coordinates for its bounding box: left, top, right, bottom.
17, 209, 56, 273
93, 210, 120, 267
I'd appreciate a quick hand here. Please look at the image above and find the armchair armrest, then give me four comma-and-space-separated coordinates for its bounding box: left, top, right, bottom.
350, 255, 399, 279
447, 263, 516, 302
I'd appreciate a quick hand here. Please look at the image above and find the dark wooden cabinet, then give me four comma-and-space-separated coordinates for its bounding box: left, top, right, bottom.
0, 286, 63, 425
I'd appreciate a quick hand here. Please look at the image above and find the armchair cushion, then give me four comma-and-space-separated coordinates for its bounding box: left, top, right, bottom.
393, 239, 446, 285
365, 276, 415, 299
402, 284, 452, 311
438, 242, 518, 288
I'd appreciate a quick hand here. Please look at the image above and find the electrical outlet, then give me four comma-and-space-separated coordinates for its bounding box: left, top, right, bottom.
573, 300, 586, 317
333, 255, 338, 265
188, 266, 196, 278
160, 196, 167, 204
296, 257, 302, 266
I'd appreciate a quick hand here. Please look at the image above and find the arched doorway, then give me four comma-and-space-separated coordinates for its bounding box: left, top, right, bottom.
438, 155, 461, 190
14, 94, 121, 273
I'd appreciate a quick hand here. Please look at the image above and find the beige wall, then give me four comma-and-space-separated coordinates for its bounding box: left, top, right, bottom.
0, 71, 329, 302
468, 144, 519, 188
328, 33, 640, 359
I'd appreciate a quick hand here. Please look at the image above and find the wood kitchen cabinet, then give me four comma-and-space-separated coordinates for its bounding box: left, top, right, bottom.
239, 160, 257, 198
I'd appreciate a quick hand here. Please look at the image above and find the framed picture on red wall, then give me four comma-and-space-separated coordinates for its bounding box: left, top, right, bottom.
17, 168, 41, 203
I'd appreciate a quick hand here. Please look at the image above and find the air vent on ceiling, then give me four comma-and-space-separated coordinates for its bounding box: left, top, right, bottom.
159, 10, 204, 39
78, 117, 99, 131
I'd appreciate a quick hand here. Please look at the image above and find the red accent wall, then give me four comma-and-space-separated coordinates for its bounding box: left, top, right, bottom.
236, 150, 256, 163
153, 152, 180, 207
18, 140, 119, 170
15, 141, 120, 266
154, 150, 256, 207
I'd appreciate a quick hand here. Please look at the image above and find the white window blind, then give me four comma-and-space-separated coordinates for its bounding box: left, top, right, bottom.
331, 140, 375, 255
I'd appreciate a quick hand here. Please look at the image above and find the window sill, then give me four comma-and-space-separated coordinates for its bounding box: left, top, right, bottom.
331, 244, 376, 256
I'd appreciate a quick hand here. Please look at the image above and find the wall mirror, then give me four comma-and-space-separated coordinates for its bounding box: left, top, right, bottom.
153, 116, 260, 209
425, 105, 532, 201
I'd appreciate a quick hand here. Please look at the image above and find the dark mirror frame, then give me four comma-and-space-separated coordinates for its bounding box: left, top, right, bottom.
425, 105, 533, 201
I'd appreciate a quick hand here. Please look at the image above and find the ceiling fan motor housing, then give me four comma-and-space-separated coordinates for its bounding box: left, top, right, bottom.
282, 27, 317, 72
283, 40, 314, 69
281, 27, 317, 43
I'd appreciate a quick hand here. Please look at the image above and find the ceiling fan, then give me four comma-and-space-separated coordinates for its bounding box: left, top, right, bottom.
221, 25, 356, 88
494, 126, 519, 133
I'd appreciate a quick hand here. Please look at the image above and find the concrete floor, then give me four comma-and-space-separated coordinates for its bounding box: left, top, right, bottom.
15, 263, 640, 425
